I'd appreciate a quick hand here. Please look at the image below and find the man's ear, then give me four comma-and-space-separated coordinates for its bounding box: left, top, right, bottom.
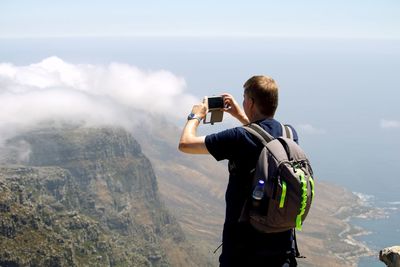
250, 97, 256, 110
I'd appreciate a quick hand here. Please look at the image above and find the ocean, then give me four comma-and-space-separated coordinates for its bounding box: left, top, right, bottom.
352, 193, 400, 266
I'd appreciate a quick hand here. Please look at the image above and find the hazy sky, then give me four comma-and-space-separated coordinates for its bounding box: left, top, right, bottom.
0, 1, 399, 199
1, 0, 399, 39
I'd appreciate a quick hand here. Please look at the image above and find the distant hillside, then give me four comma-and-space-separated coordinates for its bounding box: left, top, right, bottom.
132, 115, 226, 263
132, 114, 374, 267
0, 119, 375, 267
0, 126, 211, 267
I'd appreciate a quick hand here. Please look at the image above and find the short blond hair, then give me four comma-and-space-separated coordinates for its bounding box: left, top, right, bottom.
243, 75, 279, 117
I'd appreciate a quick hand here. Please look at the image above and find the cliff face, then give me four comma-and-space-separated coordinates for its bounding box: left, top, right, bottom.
0, 126, 207, 267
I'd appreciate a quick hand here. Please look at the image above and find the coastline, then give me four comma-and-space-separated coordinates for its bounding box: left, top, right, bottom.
332, 191, 390, 266
296, 182, 385, 267
350, 192, 400, 267
334, 209, 375, 265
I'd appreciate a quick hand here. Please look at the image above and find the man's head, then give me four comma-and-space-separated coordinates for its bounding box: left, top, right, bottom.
243, 75, 279, 119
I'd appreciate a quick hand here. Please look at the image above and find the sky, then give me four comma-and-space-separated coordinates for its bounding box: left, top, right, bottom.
1, 0, 400, 39
0, 1, 399, 197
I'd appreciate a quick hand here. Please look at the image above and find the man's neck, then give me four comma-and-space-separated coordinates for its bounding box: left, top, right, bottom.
250, 113, 273, 123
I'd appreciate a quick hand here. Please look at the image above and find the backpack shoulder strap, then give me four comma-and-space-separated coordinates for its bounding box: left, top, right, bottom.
281, 123, 294, 140
294, 230, 306, 258
243, 123, 274, 146
280, 123, 287, 138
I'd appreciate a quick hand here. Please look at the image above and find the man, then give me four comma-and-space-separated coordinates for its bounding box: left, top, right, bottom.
178, 75, 298, 267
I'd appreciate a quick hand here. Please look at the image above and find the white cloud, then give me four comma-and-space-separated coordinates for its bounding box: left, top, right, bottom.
296, 123, 326, 135
0, 57, 198, 141
380, 119, 400, 129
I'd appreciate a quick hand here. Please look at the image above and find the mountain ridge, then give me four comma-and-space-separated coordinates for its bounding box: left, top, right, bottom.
0, 126, 210, 266
0, 119, 377, 266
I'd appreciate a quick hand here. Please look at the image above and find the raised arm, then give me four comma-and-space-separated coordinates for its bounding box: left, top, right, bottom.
178, 94, 249, 154
222, 93, 250, 125
178, 100, 209, 154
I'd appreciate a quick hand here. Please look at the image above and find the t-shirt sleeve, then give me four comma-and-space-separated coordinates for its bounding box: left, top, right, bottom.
205, 128, 241, 161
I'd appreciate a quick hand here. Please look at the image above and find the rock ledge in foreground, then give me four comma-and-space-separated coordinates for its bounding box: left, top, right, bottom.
380, 246, 400, 267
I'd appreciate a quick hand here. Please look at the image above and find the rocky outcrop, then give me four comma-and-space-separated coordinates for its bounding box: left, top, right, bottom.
380, 246, 400, 267
0, 126, 209, 266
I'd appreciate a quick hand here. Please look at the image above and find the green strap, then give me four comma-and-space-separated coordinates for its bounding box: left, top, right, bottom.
279, 181, 287, 208
309, 176, 315, 203
296, 170, 308, 231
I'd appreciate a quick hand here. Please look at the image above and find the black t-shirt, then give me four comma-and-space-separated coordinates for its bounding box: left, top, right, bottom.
205, 119, 299, 262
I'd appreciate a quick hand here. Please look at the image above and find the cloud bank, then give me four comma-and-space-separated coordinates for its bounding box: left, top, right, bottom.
0, 57, 197, 140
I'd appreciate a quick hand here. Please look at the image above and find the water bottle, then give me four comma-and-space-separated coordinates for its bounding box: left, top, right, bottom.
252, 179, 265, 201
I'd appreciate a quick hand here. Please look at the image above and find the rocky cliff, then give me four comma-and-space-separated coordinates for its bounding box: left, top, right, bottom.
0, 126, 209, 266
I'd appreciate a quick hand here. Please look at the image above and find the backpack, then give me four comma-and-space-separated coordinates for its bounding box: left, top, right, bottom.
239, 123, 315, 234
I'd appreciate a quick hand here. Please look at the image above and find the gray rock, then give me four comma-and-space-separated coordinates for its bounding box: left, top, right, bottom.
380, 246, 400, 267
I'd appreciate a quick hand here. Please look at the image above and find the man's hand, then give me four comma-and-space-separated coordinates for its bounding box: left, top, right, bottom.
190, 97, 208, 120
178, 98, 209, 154
222, 93, 250, 125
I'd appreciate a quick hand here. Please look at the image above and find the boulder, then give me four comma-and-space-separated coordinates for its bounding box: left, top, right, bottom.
380, 246, 400, 267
